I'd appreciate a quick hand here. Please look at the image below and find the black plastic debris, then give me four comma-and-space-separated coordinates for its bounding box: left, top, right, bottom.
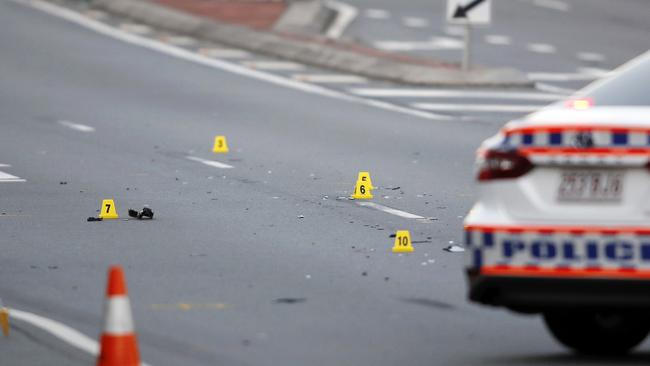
59, 181, 67, 185
273, 298, 306, 304
87, 217, 103, 222
443, 245, 466, 253
128, 207, 154, 220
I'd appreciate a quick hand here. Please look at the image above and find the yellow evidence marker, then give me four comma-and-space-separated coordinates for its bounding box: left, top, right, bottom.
357, 171, 374, 190
392, 230, 414, 253
351, 179, 373, 200
0, 307, 9, 337
212, 135, 229, 153
99, 199, 119, 219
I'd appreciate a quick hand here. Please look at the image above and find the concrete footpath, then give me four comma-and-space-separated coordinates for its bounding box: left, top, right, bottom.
78, 0, 533, 87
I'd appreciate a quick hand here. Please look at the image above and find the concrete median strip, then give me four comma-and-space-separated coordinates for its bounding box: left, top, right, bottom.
83, 0, 530, 87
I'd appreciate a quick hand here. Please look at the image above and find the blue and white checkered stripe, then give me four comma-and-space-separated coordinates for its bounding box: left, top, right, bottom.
506, 130, 650, 148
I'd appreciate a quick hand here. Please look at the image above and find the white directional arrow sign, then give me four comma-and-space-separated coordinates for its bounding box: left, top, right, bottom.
446, 0, 491, 25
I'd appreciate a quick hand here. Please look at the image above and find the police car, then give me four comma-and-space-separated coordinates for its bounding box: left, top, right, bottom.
465, 51, 650, 354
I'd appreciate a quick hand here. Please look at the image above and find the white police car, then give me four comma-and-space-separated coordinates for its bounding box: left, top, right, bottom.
465, 51, 650, 354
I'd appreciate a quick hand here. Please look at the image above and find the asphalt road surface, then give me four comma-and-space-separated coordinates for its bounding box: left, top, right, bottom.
1, 1, 649, 365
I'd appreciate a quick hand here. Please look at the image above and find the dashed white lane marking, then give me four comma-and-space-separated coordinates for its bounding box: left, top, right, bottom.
374, 37, 462, 51
241, 60, 305, 71
364, 8, 390, 19
198, 48, 251, 59
325, 1, 358, 39
412, 103, 543, 113
293, 74, 368, 84
535, 82, 575, 95
119, 23, 151, 35
577, 52, 605, 63
18, 0, 450, 121
532, 0, 569, 12
10, 309, 151, 366
186, 156, 234, 169
0, 164, 11, 168
0, 170, 26, 182
349, 88, 562, 101
484, 34, 511, 46
443, 26, 465, 37
356, 202, 425, 220
402, 17, 429, 28
527, 43, 556, 54
58, 120, 95, 132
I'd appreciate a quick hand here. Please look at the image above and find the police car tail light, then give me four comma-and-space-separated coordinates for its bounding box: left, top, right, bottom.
478, 149, 534, 181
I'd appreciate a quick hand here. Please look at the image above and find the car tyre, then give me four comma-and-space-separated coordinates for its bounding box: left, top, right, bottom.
543, 310, 650, 355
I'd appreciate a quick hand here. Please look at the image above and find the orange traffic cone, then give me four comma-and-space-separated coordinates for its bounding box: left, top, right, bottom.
97, 266, 140, 366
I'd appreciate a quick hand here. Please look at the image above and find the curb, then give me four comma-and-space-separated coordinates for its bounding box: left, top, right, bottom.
90, 0, 532, 87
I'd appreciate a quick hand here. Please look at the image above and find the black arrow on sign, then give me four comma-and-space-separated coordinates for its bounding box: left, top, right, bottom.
453, 0, 487, 18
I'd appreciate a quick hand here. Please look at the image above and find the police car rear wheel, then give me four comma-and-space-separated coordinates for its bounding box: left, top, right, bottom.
543, 310, 650, 355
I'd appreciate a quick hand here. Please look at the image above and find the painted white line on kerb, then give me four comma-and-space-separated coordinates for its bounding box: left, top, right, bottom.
0, 171, 26, 182
16, 0, 450, 121
527, 43, 556, 54
119, 23, 151, 35
364, 8, 390, 19
241, 61, 305, 71
412, 103, 543, 113
374, 37, 462, 51
325, 1, 358, 39
293, 74, 368, 84
58, 120, 95, 132
533, 0, 569, 12
349, 88, 562, 101
356, 202, 424, 220
10, 309, 151, 366
198, 48, 251, 59
484, 35, 511, 46
186, 156, 233, 169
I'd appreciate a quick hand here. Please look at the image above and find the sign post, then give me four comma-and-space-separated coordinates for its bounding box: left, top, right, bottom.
446, 0, 491, 71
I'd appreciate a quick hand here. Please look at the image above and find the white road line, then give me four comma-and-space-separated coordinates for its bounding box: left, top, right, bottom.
364, 8, 390, 19
241, 60, 305, 71
349, 88, 562, 101
577, 52, 605, 63
532, 0, 569, 12
293, 74, 368, 84
119, 23, 151, 35
0, 164, 11, 168
444, 26, 465, 37
325, 1, 358, 39
535, 82, 575, 95
58, 120, 95, 132
10, 309, 151, 366
527, 43, 556, 54
374, 37, 462, 51
17, 0, 450, 121
412, 103, 543, 113
528, 68, 610, 82
0, 171, 26, 182
198, 48, 251, 59
356, 202, 424, 220
402, 17, 429, 28
186, 156, 234, 169
484, 34, 511, 46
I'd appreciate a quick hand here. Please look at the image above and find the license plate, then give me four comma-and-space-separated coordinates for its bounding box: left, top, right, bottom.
557, 170, 624, 202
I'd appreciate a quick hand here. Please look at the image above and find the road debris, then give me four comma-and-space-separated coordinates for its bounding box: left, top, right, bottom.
87, 217, 103, 222
273, 298, 306, 304
59, 181, 67, 185
444, 245, 466, 253
128, 207, 154, 220
297, 214, 305, 219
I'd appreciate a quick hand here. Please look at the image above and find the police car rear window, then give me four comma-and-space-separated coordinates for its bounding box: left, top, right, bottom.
582, 54, 650, 106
